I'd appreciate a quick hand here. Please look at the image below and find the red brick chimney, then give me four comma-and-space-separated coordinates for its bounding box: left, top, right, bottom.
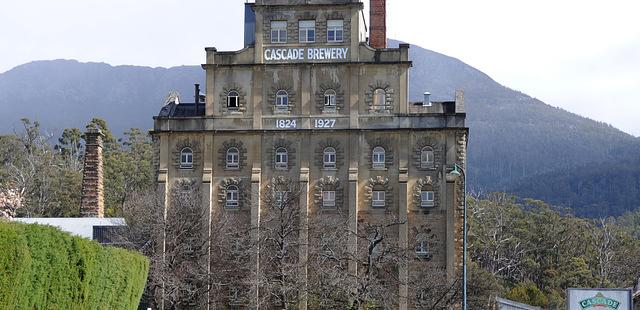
369, 0, 387, 49
81, 128, 105, 218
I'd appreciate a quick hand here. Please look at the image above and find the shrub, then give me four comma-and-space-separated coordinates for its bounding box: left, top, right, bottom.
0, 221, 149, 310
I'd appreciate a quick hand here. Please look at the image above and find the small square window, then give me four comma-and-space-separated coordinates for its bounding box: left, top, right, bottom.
299, 20, 316, 43
420, 191, 435, 208
372, 191, 385, 208
271, 21, 287, 44
275, 191, 288, 208
415, 240, 430, 256
322, 191, 336, 208
327, 20, 344, 43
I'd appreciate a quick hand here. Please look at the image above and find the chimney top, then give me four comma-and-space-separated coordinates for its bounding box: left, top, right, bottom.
369, 0, 387, 49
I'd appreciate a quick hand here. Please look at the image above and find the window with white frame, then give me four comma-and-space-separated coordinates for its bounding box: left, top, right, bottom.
226, 147, 239, 169
275, 90, 289, 111
275, 191, 288, 208
180, 147, 193, 169
226, 185, 239, 208
324, 89, 337, 111
373, 89, 386, 110
415, 240, 429, 256
227, 90, 239, 109
420, 147, 434, 168
323, 147, 336, 169
299, 20, 316, 43
322, 190, 336, 208
271, 21, 287, 44
420, 191, 435, 208
327, 20, 344, 42
275, 147, 288, 169
372, 190, 385, 208
372, 146, 385, 169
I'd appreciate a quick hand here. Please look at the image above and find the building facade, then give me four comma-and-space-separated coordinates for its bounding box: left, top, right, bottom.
153, 0, 467, 308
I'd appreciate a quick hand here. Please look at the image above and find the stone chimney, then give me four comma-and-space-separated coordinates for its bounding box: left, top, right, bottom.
369, 0, 387, 49
81, 128, 105, 217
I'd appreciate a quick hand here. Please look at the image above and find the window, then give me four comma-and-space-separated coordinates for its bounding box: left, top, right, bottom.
226, 147, 239, 169
372, 147, 385, 169
327, 20, 344, 42
180, 148, 193, 169
324, 89, 336, 111
372, 190, 385, 208
322, 191, 336, 208
271, 21, 287, 44
275, 191, 288, 208
275, 90, 289, 111
420, 191, 435, 208
323, 147, 336, 169
226, 185, 239, 208
420, 147, 434, 168
373, 89, 386, 110
415, 240, 429, 256
299, 20, 316, 43
227, 90, 239, 110
275, 147, 288, 169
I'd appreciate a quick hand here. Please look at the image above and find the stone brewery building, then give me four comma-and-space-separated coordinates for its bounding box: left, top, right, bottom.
153, 0, 468, 308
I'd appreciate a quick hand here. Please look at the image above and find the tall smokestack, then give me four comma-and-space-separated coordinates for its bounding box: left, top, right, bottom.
81, 128, 105, 218
370, 0, 387, 49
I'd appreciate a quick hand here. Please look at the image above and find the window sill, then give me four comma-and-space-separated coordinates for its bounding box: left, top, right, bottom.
322, 167, 337, 171
371, 167, 388, 171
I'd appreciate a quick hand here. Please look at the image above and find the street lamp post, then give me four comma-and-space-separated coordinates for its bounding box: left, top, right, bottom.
448, 163, 467, 310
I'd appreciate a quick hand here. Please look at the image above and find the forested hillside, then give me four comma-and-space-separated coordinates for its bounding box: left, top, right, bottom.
509, 155, 640, 217
2, 42, 639, 215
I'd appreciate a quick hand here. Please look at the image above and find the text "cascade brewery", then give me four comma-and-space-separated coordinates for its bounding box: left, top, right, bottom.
264, 47, 349, 62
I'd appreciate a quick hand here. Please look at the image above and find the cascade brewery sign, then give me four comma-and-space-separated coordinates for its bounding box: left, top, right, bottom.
264, 47, 349, 62
579, 293, 620, 309
567, 289, 632, 310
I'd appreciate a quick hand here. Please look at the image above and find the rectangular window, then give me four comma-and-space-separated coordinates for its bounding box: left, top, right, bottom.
415, 241, 429, 255
420, 191, 435, 207
372, 191, 385, 208
275, 191, 288, 208
299, 20, 316, 43
271, 21, 287, 44
322, 191, 336, 208
327, 20, 344, 43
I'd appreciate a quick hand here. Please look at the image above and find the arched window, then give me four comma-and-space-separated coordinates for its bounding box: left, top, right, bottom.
226, 147, 239, 169
372, 190, 385, 208
226, 185, 239, 208
373, 89, 386, 110
275, 147, 288, 169
372, 146, 385, 169
180, 147, 193, 169
415, 234, 430, 257
275, 90, 289, 111
420, 190, 435, 208
420, 146, 434, 168
322, 190, 336, 208
323, 147, 336, 169
324, 89, 336, 110
227, 90, 239, 109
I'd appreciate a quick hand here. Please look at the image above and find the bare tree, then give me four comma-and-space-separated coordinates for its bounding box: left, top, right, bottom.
118, 181, 209, 309
257, 176, 303, 309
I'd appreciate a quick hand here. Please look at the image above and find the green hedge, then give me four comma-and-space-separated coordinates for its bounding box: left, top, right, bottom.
0, 221, 149, 310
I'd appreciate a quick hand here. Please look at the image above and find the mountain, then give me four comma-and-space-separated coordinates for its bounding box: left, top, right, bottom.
0, 60, 204, 136
1, 44, 639, 215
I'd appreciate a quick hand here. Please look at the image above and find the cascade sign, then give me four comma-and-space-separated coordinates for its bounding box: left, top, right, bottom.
567, 289, 633, 310
264, 47, 349, 62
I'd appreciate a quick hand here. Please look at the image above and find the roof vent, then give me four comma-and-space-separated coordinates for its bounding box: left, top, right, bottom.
423, 92, 432, 107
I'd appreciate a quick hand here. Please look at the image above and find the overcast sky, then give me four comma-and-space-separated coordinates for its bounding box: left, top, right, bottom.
1, 0, 639, 136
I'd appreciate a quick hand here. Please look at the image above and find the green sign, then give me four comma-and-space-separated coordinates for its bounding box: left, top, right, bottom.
579, 293, 621, 309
